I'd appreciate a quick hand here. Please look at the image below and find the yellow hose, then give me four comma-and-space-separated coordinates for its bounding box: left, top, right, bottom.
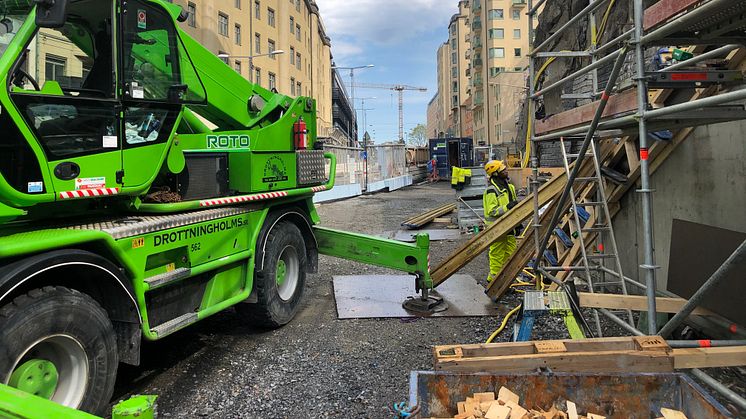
486, 304, 522, 343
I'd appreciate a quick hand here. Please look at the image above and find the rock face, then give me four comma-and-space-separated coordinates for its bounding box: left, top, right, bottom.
515, 0, 645, 166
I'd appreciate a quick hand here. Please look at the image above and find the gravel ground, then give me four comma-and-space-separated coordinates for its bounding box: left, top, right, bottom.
111, 182, 745, 418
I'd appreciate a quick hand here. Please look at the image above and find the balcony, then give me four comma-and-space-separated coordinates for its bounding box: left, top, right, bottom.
473, 58, 483, 68
471, 19, 482, 31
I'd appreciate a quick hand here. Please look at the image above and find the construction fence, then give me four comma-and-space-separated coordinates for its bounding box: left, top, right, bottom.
315, 143, 416, 202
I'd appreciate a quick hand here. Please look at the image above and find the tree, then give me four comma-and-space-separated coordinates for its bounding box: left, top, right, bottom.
407, 124, 428, 147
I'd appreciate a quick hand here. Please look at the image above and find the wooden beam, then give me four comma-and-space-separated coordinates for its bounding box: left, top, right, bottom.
643, 0, 700, 30
401, 203, 456, 229
577, 292, 717, 316
535, 90, 638, 135
672, 346, 746, 369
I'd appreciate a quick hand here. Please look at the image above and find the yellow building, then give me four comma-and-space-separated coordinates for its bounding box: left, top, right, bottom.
469, 0, 531, 148
170, 0, 334, 134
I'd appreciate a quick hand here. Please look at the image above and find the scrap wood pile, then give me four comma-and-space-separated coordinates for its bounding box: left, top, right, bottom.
427, 386, 690, 419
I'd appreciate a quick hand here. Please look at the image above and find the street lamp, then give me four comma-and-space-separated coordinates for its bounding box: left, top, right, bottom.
357, 97, 376, 139
331, 64, 374, 140
218, 50, 285, 83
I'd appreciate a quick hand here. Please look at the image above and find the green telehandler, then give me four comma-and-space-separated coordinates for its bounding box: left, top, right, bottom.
0, 0, 442, 415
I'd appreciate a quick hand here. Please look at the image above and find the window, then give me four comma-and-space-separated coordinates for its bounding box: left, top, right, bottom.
297, 81, 302, 95
512, 9, 521, 20
187, 2, 196, 27
450, 25, 456, 35
269, 72, 276, 90
255, 33, 261, 53
296, 52, 301, 69
254, 0, 260, 19
218, 51, 229, 64
488, 28, 504, 39
451, 52, 457, 64
296, 24, 301, 41
451, 67, 457, 78
268, 39, 276, 58
235, 0, 241, 9
452, 81, 458, 92
513, 29, 521, 39
489, 67, 505, 77
514, 48, 521, 57
218, 13, 228, 37
488, 9, 503, 20
291, 77, 296, 95
290, 16, 295, 34
255, 67, 261, 86
451, 38, 456, 49
45, 54, 66, 82
290, 47, 295, 64
235, 24, 241, 45
268, 8, 275, 27
235, 60, 242, 73
489, 47, 505, 58
295, 0, 301, 12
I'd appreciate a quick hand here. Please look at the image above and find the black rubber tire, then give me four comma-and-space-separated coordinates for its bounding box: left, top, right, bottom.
238, 221, 307, 329
0, 286, 118, 416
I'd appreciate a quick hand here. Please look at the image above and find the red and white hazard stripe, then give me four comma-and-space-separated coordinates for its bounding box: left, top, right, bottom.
59, 188, 120, 200
311, 185, 327, 193
200, 191, 289, 207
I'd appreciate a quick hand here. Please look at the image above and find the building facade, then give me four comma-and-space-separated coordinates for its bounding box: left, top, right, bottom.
331, 68, 357, 146
470, 0, 531, 148
172, 0, 335, 134
428, 0, 533, 152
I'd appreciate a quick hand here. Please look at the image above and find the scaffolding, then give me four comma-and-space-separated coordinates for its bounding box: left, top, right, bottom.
526, 0, 746, 410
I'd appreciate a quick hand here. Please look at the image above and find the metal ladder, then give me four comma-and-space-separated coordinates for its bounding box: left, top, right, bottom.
560, 137, 635, 336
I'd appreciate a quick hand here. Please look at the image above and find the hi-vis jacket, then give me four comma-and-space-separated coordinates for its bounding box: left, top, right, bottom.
483, 178, 517, 224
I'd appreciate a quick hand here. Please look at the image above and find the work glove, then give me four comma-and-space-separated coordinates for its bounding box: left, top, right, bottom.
507, 201, 518, 210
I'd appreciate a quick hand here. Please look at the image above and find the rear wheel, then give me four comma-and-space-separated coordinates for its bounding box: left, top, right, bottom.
238, 221, 307, 328
0, 286, 118, 416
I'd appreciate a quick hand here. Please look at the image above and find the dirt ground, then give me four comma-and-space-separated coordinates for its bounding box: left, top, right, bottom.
111, 182, 745, 418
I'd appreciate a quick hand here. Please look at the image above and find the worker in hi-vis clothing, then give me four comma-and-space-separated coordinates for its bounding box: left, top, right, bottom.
483, 160, 519, 282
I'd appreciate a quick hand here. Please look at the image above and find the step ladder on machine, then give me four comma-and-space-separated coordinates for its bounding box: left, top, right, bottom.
560, 137, 635, 337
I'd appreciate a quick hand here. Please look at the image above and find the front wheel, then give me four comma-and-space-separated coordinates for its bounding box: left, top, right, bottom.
238, 221, 307, 328
0, 286, 118, 415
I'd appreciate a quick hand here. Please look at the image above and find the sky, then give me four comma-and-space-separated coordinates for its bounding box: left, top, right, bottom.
315, 0, 457, 143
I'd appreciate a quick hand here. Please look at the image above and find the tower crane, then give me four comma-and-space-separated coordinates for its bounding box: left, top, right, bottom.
352, 83, 428, 143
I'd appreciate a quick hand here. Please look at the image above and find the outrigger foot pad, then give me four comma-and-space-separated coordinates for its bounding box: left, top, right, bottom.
402, 294, 448, 315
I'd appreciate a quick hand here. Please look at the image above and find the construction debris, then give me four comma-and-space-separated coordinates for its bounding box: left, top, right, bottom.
401, 203, 457, 229
427, 386, 693, 418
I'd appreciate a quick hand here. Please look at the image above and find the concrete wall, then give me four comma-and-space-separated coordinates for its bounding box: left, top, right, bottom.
613, 119, 746, 289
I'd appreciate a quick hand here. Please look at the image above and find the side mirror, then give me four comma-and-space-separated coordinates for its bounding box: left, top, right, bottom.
34, 0, 69, 28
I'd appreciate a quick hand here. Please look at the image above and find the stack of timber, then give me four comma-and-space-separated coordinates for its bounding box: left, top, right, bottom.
433, 336, 746, 374
401, 203, 456, 229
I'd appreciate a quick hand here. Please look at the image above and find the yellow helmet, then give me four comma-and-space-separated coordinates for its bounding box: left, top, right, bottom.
485, 160, 507, 177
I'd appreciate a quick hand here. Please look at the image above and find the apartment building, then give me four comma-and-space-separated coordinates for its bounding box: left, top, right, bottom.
470, 0, 531, 147
172, 0, 334, 134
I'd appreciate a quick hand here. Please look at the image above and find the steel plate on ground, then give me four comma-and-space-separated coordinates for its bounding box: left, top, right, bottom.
332, 274, 496, 319
392, 229, 461, 242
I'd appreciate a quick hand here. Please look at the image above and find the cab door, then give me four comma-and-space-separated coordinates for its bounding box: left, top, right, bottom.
10, 2, 122, 199
118, 0, 205, 190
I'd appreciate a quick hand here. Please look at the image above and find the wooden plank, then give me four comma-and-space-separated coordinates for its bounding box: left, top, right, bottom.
401, 203, 456, 229
436, 350, 675, 374
535, 90, 638, 135
577, 292, 716, 316
434, 337, 668, 360
672, 346, 746, 369
643, 0, 700, 31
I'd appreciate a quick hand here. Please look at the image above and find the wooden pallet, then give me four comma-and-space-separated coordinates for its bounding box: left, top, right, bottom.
433, 336, 746, 374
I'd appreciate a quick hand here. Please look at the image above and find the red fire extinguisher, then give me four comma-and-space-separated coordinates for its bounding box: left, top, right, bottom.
293, 117, 308, 150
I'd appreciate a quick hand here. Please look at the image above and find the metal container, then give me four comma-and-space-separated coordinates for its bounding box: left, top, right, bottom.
409, 371, 734, 418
